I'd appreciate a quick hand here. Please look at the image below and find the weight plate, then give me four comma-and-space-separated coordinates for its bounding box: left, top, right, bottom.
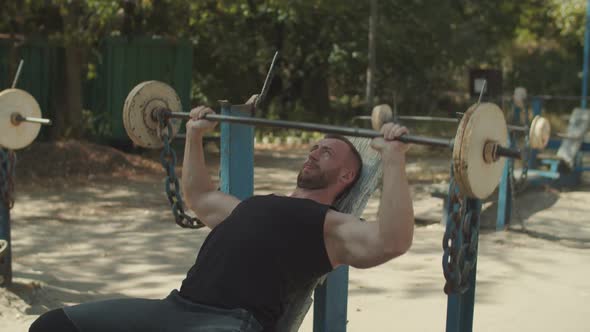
453, 103, 508, 199
123, 81, 182, 148
0, 89, 42, 150
371, 104, 393, 131
529, 115, 551, 149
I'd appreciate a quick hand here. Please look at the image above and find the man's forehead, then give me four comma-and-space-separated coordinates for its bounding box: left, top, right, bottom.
316, 138, 347, 148
315, 138, 349, 151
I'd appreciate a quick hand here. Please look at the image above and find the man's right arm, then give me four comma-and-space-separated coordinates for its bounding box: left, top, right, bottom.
182, 106, 240, 228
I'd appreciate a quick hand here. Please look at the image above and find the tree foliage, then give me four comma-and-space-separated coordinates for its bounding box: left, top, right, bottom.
1, 0, 589, 139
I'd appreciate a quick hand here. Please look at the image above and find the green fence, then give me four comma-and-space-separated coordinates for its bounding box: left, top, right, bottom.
1, 36, 193, 144
87, 36, 193, 144
0, 38, 59, 140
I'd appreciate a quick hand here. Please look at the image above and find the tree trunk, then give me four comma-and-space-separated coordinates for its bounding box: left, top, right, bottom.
57, 0, 85, 139
366, 0, 377, 110
63, 47, 84, 138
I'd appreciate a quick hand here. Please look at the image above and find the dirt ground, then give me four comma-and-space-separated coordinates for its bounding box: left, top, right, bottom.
1, 140, 589, 332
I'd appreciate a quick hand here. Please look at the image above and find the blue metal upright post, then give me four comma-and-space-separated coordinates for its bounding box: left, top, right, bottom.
0, 148, 13, 287
496, 135, 513, 231
219, 101, 255, 200
313, 266, 349, 332
0, 201, 10, 287
445, 198, 482, 332
581, 0, 590, 109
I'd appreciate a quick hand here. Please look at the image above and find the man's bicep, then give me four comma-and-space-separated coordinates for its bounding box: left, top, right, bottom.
326, 211, 395, 269
192, 191, 240, 228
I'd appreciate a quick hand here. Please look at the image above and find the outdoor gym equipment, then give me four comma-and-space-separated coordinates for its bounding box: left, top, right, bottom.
122, 81, 521, 202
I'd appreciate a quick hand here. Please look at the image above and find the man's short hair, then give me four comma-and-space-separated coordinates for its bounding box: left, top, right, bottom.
324, 134, 363, 199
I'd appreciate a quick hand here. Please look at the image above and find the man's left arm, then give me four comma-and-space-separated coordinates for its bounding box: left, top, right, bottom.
324, 124, 414, 269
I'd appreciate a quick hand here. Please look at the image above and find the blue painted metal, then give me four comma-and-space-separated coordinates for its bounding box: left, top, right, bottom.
532, 110, 587, 188
219, 102, 254, 200
496, 101, 534, 231
0, 201, 10, 287
546, 139, 561, 150
496, 135, 512, 231
313, 266, 349, 332
445, 198, 482, 332
531, 98, 542, 118
526, 169, 561, 180
512, 105, 521, 125
582, 0, 590, 109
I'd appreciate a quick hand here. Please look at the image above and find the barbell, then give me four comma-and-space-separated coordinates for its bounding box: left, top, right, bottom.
369, 104, 551, 150
123, 80, 522, 200
0, 89, 52, 150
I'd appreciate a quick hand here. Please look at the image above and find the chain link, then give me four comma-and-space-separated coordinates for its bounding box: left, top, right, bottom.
158, 115, 205, 229
0, 148, 16, 209
516, 105, 531, 191
442, 176, 480, 295
506, 126, 529, 226
500, 106, 531, 227
512, 131, 529, 194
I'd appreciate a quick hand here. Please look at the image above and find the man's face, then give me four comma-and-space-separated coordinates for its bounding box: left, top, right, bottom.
296, 138, 352, 190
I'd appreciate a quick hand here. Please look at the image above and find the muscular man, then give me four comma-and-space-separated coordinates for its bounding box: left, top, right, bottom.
29, 106, 414, 332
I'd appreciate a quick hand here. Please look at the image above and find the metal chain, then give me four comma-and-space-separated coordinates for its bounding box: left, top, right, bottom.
157, 115, 205, 229
442, 179, 463, 293
0, 148, 16, 209
512, 131, 529, 194
442, 177, 480, 294
517, 105, 531, 190
502, 104, 529, 226
507, 132, 527, 225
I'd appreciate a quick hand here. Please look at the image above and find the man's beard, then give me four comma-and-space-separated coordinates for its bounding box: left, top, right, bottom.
296, 167, 338, 190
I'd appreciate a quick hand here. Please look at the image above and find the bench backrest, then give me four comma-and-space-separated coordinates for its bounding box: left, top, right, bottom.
556, 108, 590, 168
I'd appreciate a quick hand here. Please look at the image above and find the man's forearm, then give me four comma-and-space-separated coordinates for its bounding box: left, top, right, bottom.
377, 154, 414, 254
182, 132, 216, 201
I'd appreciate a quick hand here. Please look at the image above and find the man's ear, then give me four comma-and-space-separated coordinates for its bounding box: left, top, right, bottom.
339, 168, 355, 185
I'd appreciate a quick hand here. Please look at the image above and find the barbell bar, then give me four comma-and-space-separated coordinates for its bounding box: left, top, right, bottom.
166, 111, 455, 148
374, 114, 530, 132
0, 88, 52, 150
388, 114, 546, 139
353, 115, 459, 124
164, 111, 520, 160
123, 81, 522, 199
370, 104, 551, 150
357, 113, 535, 132
11, 113, 52, 126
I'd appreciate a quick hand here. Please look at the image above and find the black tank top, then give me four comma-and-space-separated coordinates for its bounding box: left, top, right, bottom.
179, 194, 334, 331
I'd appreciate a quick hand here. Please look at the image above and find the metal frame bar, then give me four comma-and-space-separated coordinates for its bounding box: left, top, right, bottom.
355, 115, 529, 132
313, 266, 349, 332
445, 198, 481, 332
582, 0, 590, 109
167, 111, 453, 147
0, 148, 13, 287
496, 134, 513, 231
0, 201, 10, 287
11, 113, 52, 125
219, 101, 254, 200
527, 94, 589, 187
164, 111, 521, 159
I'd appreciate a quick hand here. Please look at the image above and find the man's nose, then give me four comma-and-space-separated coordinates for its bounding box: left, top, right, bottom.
309, 150, 320, 161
